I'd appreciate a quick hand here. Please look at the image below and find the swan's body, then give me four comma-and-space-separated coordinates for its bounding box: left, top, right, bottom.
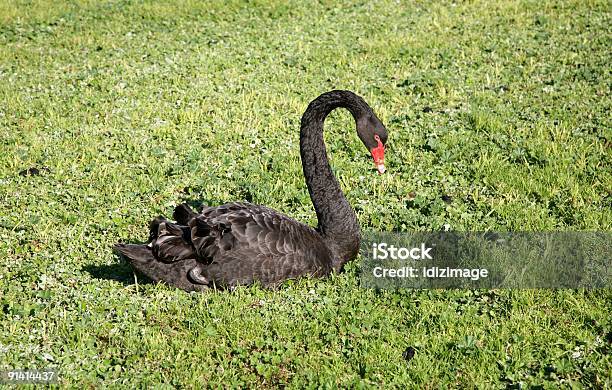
115, 90, 387, 291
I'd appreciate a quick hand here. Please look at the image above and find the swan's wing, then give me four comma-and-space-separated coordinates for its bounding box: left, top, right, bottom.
196, 251, 327, 288
126, 202, 332, 289
187, 202, 333, 286
190, 202, 301, 259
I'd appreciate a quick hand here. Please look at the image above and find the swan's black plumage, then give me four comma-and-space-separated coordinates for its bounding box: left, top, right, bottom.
115, 90, 387, 290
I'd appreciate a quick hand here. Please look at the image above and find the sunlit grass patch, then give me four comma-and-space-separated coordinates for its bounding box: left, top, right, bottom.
0, 0, 610, 387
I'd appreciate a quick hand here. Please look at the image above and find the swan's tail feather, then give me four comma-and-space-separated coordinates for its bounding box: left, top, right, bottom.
114, 244, 207, 292
173, 203, 197, 225
114, 243, 156, 276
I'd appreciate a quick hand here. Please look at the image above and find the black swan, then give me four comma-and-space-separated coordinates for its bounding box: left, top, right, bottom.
114, 90, 388, 291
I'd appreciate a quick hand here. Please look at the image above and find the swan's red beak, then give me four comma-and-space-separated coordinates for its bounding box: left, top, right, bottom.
371, 135, 385, 174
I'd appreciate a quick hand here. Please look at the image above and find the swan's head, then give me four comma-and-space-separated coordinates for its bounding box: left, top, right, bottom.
357, 114, 388, 174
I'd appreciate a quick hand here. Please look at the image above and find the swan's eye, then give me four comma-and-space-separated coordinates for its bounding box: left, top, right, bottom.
371, 135, 385, 174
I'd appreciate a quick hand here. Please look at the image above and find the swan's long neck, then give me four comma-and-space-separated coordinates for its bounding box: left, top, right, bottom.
300, 90, 369, 271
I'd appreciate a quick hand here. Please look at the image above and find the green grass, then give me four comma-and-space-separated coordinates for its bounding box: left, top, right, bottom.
1, 0, 611, 387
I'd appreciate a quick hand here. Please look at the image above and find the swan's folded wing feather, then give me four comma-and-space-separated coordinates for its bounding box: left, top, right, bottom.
152, 221, 195, 262
201, 250, 328, 287
186, 202, 332, 285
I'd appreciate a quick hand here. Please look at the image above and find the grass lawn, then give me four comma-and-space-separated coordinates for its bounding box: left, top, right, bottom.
1, 0, 610, 387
